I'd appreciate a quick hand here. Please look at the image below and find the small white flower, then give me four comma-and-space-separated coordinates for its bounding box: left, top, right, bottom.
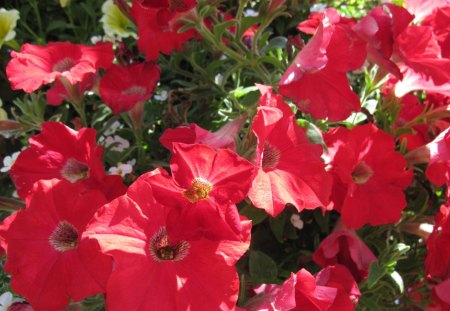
105, 135, 130, 152
0, 292, 13, 311
154, 90, 168, 101
215, 74, 224, 85
109, 162, 133, 177
1, 151, 20, 173
310, 3, 327, 13
104, 121, 122, 136
90, 35, 103, 45
243, 9, 258, 17
290, 214, 304, 230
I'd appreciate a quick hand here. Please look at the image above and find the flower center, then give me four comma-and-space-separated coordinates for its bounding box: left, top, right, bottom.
261, 142, 281, 169
183, 178, 213, 203
53, 57, 75, 73
122, 85, 147, 96
149, 227, 189, 262
351, 161, 373, 185
49, 221, 79, 252
60, 158, 90, 183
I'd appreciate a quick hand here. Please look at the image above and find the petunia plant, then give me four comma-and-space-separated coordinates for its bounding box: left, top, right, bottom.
0, 0, 450, 310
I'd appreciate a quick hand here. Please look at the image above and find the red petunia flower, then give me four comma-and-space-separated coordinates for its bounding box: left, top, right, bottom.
422, 6, 450, 58
130, 2, 197, 60
6, 42, 113, 93
99, 62, 160, 114
354, 4, 450, 97
236, 278, 296, 311
82, 177, 251, 310
9, 122, 126, 201
4, 179, 109, 310
313, 225, 377, 282
406, 127, 450, 187
426, 205, 450, 279
248, 102, 332, 216
135, 143, 255, 240
160, 116, 245, 152
428, 277, 450, 311
292, 265, 360, 311
46, 73, 98, 106
404, 0, 448, 23
325, 123, 412, 229
278, 8, 366, 121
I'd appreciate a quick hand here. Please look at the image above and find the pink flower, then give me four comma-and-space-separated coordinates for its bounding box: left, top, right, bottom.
6, 42, 113, 93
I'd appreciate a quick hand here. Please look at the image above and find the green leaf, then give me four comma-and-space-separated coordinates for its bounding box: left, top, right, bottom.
249, 250, 278, 284
230, 86, 259, 98
269, 212, 288, 243
47, 20, 74, 32
240, 91, 261, 108
261, 36, 287, 54
240, 205, 268, 225
366, 262, 385, 289
297, 119, 327, 150
238, 16, 260, 38
213, 20, 237, 41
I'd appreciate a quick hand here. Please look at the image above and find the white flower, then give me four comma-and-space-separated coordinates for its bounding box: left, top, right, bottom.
90, 35, 103, 45
243, 9, 258, 17
310, 3, 327, 13
0, 8, 19, 48
105, 135, 130, 152
0, 292, 13, 311
101, 0, 136, 39
109, 162, 133, 177
290, 214, 304, 230
104, 121, 122, 136
1, 151, 20, 173
154, 90, 168, 101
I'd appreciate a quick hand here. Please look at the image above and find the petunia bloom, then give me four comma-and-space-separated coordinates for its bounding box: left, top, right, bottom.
313, 225, 377, 282
426, 204, 450, 279
101, 0, 137, 39
6, 41, 114, 93
9, 122, 126, 201
99, 62, 160, 114
130, 1, 197, 60
135, 143, 255, 240
428, 277, 450, 311
278, 8, 366, 121
82, 176, 251, 310
324, 123, 412, 229
405, 127, 450, 187
354, 4, 450, 97
159, 116, 245, 152
3, 180, 109, 310
248, 97, 332, 216
292, 265, 360, 311
0, 8, 19, 48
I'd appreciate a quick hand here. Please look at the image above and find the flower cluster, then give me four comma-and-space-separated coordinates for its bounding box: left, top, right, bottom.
0, 0, 450, 310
